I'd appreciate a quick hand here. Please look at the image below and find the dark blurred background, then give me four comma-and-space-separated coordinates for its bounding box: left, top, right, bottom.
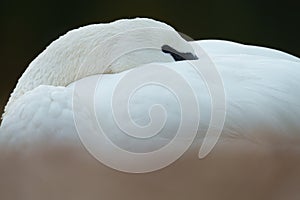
0, 0, 299, 114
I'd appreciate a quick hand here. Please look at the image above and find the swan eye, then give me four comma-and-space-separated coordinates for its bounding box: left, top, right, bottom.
161, 45, 198, 61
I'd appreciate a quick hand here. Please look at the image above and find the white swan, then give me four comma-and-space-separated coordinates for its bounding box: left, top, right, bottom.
1, 18, 300, 200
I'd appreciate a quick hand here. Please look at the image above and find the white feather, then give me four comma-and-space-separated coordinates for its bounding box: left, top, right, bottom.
1, 18, 300, 200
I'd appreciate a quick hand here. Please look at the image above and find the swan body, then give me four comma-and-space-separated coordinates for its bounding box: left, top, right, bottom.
1, 18, 300, 200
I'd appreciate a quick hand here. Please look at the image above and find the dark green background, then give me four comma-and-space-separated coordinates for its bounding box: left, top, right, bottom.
0, 0, 299, 113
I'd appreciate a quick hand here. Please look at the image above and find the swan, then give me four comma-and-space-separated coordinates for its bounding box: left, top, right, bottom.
0, 18, 300, 200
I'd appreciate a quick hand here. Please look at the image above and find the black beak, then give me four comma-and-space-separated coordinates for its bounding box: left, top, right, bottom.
161, 44, 198, 61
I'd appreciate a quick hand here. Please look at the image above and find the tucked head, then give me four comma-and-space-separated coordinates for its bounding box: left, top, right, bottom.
4, 18, 197, 116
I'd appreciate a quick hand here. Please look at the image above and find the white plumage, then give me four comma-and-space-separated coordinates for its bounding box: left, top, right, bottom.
0, 18, 300, 200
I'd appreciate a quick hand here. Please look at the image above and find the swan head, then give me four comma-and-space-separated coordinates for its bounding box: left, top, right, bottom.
3, 18, 197, 116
